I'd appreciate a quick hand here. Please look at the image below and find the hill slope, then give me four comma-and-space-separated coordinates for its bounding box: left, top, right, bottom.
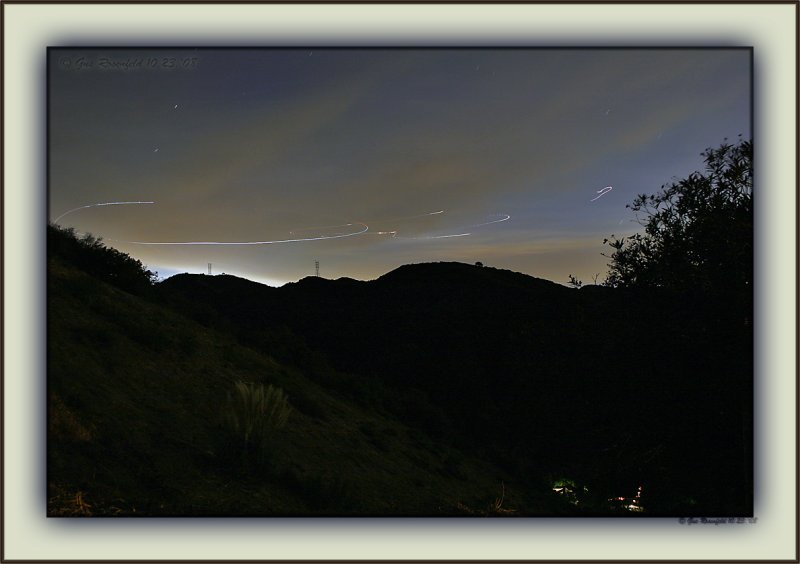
48, 226, 752, 516
156, 262, 753, 516
49, 254, 555, 516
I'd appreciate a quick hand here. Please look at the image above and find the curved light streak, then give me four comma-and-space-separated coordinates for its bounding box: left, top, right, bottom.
590, 186, 613, 202
53, 201, 155, 224
391, 212, 510, 241
390, 210, 511, 241
53, 202, 509, 247
395, 232, 472, 240
114, 222, 369, 246
289, 222, 355, 235
385, 209, 444, 222
418, 232, 471, 239
472, 214, 511, 227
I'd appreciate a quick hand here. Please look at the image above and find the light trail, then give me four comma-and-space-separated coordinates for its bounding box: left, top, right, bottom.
54, 201, 508, 247
472, 214, 511, 227
113, 222, 369, 246
419, 232, 471, 239
394, 232, 472, 240
367, 209, 446, 238
389, 212, 509, 241
394, 209, 444, 219
289, 223, 356, 235
590, 186, 613, 202
379, 209, 445, 225
53, 201, 155, 224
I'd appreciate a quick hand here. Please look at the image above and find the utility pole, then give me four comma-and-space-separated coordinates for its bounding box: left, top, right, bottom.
315, 260, 320, 277
208, 263, 212, 276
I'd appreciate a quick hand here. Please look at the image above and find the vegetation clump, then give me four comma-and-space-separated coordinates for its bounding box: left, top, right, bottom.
48, 223, 157, 295
603, 137, 752, 294
222, 381, 292, 466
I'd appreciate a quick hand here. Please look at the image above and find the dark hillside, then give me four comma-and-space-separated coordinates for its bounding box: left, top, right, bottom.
46, 223, 752, 516
156, 261, 752, 515
49, 235, 555, 516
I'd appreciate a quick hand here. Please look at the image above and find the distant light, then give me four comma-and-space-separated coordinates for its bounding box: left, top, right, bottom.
590, 186, 613, 202
53, 201, 155, 224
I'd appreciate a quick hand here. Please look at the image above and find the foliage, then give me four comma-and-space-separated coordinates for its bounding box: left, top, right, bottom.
567, 274, 582, 288
48, 223, 157, 294
456, 483, 517, 516
603, 137, 752, 293
222, 381, 292, 460
48, 485, 95, 516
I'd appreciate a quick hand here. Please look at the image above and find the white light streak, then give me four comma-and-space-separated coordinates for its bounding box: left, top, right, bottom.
54, 202, 509, 248
590, 186, 613, 202
390, 211, 509, 241
368, 210, 446, 237
381, 209, 445, 224
115, 223, 369, 246
289, 223, 354, 235
395, 232, 471, 240
472, 214, 511, 227
424, 232, 471, 239
53, 201, 155, 224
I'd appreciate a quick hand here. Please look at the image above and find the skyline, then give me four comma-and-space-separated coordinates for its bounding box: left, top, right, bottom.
49, 48, 751, 286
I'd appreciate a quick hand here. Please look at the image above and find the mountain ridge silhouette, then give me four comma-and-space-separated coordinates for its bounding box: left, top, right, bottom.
154, 259, 752, 516
48, 221, 752, 516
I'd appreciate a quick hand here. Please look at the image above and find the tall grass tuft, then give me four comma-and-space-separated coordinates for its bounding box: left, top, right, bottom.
223, 381, 292, 467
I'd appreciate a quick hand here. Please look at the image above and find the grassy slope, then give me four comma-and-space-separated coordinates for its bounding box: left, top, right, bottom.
48, 256, 559, 516
151, 262, 754, 516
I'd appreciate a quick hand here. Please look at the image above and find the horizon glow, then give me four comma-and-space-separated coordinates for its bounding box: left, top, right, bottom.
49, 48, 750, 286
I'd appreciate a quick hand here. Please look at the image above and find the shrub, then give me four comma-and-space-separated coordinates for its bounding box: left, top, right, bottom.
222, 381, 292, 466
48, 224, 157, 295
603, 137, 752, 293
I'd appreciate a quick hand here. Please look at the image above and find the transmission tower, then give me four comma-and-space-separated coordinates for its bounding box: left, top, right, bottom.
315, 260, 320, 277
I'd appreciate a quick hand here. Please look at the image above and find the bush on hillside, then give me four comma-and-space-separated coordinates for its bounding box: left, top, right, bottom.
48, 223, 157, 295
603, 137, 752, 296
222, 381, 292, 467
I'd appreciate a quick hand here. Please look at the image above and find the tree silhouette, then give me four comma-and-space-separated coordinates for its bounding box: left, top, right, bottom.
603, 137, 752, 296
48, 224, 157, 295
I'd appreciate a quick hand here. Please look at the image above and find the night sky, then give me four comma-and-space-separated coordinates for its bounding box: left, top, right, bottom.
49, 48, 750, 286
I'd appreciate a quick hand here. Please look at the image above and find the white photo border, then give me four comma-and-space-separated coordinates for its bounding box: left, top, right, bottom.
3, 2, 796, 561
